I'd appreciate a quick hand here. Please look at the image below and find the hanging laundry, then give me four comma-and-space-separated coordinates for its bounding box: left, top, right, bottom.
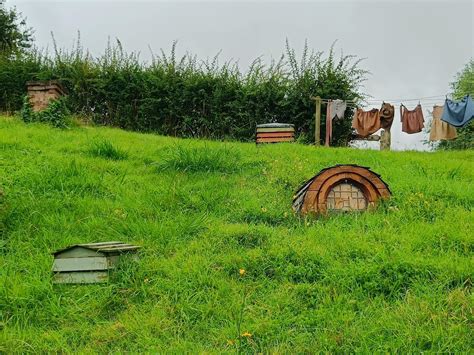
329, 99, 347, 120
325, 99, 347, 146
379, 102, 395, 130
325, 101, 332, 146
400, 104, 424, 134
352, 108, 380, 137
429, 105, 457, 141
441, 95, 474, 128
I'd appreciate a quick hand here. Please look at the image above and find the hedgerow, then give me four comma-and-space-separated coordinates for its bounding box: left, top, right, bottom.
0, 38, 368, 144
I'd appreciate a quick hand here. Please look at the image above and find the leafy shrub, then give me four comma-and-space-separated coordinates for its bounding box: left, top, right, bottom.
156, 145, 241, 173
88, 139, 128, 160
19, 95, 34, 123
20, 95, 70, 128
39, 97, 70, 128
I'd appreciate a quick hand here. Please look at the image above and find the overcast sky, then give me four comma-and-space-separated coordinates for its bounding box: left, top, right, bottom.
9, 0, 474, 150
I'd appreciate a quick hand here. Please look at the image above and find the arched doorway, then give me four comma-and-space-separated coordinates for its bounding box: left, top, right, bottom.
292, 165, 391, 215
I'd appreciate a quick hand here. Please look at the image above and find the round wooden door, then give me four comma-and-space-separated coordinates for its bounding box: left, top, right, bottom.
326, 182, 367, 211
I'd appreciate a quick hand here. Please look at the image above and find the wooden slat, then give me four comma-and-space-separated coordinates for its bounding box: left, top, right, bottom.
256, 137, 295, 143
256, 132, 295, 138
351, 134, 381, 141
55, 247, 103, 259
257, 127, 295, 133
53, 271, 108, 284
52, 256, 109, 271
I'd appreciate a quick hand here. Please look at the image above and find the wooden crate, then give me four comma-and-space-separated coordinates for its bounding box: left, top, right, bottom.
256, 123, 295, 144
52, 241, 140, 284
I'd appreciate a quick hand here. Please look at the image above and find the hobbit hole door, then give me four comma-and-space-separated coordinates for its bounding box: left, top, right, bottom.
326, 182, 367, 211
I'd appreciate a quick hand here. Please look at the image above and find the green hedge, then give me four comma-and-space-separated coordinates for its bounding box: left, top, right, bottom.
0, 40, 368, 144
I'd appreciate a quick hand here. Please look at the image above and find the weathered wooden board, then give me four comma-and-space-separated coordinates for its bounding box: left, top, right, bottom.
256, 137, 295, 143
54, 247, 104, 259
52, 256, 109, 272
256, 132, 295, 138
352, 134, 381, 141
53, 271, 108, 284
256, 127, 295, 133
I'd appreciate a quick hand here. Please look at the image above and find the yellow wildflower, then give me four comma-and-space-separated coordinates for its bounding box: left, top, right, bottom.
239, 269, 246, 276
241, 331, 252, 337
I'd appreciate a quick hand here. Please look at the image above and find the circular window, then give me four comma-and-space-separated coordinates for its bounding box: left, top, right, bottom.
326, 182, 367, 211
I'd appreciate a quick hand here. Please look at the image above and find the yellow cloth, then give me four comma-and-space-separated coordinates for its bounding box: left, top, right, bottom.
429, 105, 457, 141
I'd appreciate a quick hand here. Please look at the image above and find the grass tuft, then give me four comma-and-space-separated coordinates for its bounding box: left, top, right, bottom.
156, 145, 241, 173
88, 139, 128, 160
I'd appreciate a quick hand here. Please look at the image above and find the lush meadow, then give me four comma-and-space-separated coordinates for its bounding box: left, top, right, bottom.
0, 116, 473, 352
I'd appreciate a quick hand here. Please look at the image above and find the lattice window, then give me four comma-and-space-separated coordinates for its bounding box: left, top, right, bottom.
326, 182, 367, 211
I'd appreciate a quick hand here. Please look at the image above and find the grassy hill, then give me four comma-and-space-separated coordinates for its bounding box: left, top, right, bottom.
0, 116, 473, 352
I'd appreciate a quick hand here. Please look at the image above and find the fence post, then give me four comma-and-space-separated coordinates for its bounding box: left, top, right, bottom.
314, 96, 321, 146
380, 129, 391, 151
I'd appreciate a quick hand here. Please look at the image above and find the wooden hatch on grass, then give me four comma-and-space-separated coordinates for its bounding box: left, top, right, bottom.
256, 123, 295, 144
292, 165, 391, 215
52, 241, 140, 284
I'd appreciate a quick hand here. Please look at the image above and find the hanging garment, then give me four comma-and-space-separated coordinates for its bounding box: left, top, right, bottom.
325, 101, 332, 146
429, 105, 457, 141
352, 108, 380, 137
400, 104, 424, 134
441, 95, 474, 128
379, 102, 395, 130
325, 99, 347, 146
329, 99, 347, 120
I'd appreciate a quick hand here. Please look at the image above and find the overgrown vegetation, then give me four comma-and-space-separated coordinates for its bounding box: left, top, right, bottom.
0, 36, 367, 144
20, 95, 70, 128
0, 117, 472, 352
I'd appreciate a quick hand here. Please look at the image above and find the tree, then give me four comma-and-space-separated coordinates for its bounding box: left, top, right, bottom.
438, 60, 474, 150
0, 0, 33, 54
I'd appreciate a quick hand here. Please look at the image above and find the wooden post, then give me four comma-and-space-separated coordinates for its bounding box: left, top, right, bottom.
380, 129, 391, 151
314, 96, 321, 146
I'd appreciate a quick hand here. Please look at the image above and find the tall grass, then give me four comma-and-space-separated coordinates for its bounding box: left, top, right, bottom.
156, 144, 241, 173
88, 139, 128, 160
0, 37, 368, 144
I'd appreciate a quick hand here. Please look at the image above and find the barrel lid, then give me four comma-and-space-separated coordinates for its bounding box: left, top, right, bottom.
256, 123, 294, 128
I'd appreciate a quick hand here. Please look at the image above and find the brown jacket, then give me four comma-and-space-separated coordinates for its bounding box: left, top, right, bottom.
400, 104, 424, 134
380, 102, 395, 129
352, 108, 380, 137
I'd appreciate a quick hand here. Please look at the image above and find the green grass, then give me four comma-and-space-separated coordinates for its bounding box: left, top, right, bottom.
88, 139, 129, 160
0, 116, 473, 352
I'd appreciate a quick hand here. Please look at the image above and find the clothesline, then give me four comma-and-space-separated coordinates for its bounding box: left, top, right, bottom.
319, 94, 448, 105
322, 102, 449, 111
321, 102, 446, 110
321, 94, 472, 145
